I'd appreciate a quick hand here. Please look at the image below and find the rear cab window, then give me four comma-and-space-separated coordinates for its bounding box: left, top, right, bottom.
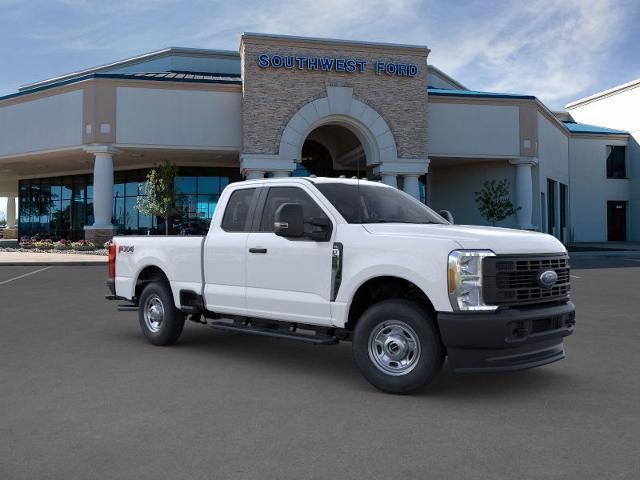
221, 188, 257, 232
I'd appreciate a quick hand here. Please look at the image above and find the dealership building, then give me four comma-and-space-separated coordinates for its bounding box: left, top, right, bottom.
0, 33, 637, 244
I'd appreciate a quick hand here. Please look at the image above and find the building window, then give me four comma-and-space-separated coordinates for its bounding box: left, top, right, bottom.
18, 175, 93, 241
18, 167, 241, 240
547, 179, 556, 235
606, 146, 626, 179
559, 183, 568, 242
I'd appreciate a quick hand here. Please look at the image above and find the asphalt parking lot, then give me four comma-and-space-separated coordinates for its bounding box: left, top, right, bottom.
1, 257, 639, 480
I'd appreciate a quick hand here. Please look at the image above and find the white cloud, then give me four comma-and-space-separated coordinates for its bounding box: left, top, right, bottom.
182, 0, 632, 107
188, 0, 427, 47
426, 0, 631, 108
4, 0, 634, 109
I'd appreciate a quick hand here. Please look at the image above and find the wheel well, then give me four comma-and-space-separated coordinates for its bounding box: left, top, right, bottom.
134, 266, 170, 300
346, 276, 435, 331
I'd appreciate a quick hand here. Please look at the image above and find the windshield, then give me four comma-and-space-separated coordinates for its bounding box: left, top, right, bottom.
315, 183, 447, 225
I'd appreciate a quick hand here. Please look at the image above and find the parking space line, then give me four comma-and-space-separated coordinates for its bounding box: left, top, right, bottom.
570, 274, 581, 279
0, 266, 52, 286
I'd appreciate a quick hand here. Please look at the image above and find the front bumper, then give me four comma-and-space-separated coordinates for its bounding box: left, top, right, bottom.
437, 302, 575, 372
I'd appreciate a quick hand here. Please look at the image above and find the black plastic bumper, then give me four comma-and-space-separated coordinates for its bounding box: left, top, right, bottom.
105, 279, 128, 301
438, 302, 575, 372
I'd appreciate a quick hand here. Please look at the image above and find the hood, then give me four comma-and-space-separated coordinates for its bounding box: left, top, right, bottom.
362, 224, 567, 255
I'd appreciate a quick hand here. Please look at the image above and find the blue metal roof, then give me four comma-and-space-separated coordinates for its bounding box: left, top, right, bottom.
427, 87, 536, 100
562, 121, 628, 135
0, 71, 242, 102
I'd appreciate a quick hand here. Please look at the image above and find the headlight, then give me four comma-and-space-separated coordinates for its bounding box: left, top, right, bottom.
447, 250, 497, 311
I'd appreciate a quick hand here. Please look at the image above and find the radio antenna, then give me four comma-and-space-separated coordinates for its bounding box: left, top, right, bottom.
356, 150, 362, 223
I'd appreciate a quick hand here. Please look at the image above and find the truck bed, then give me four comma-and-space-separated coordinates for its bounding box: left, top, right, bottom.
113, 235, 205, 306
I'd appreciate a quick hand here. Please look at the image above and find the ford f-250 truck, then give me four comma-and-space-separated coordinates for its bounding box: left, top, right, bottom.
106, 177, 575, 394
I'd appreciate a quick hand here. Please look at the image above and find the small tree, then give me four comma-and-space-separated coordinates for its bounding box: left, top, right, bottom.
474, 179, 520, 226
136, 160, 178, 235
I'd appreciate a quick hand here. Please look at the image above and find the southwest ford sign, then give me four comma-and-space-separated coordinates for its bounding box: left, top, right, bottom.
257, 54, 418, 77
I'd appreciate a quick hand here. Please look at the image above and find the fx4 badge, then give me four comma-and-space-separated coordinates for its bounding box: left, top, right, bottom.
118, 245, 135, 254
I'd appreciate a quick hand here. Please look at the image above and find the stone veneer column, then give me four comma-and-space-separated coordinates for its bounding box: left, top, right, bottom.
509, 157, 538, 230
84, 145, 118, 245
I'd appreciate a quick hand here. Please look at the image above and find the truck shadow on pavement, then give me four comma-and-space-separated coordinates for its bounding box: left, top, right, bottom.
114, 323, 572, 399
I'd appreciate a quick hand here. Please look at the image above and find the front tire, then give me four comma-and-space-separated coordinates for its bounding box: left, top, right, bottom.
352, 299, 444, 394
138, 281, 185, 346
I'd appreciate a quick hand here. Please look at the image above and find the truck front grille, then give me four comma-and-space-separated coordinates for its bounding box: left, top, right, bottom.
483, 254, 571, 307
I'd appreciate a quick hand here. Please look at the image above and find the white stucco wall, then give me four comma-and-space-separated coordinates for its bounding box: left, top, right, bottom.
116, 87, 242, 149
567, 85, 639, 241
428, 161, 517, 228
427, 103, 520, 157
568, 136, 629, 242
0, 90, 83, 157
536, 113, 570, 238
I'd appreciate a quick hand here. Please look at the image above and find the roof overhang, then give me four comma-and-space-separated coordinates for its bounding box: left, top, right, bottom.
19, 47, 240, 93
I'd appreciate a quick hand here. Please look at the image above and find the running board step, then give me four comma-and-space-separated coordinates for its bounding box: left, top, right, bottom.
117, 304, 138, 312
209, 322, 338, 345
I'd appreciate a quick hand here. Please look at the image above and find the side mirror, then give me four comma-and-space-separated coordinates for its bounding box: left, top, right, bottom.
274, 203, 305, 237
306, 217, 332, 242
439, 210, 454, 224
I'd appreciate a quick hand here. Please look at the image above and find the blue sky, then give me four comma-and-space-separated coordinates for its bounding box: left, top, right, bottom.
1, 0, 639, 108
1, 0, 640, 217
0, 0, 640, 109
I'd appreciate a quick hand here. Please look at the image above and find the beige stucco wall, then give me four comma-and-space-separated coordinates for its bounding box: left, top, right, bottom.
427, 102, 520, 157
0, 90, 83, 157
429, 161, 517, 228
116, 86, 242, 148
240, 35, 429, 160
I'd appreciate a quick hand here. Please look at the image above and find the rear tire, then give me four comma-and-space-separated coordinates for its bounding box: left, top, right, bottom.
352, 299, 444, 394
138, 281, 185, 346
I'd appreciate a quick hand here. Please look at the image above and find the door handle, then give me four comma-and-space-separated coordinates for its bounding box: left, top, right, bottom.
249, 247, 268, 254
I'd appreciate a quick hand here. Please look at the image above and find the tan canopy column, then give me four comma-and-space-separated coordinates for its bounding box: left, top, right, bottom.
84, 145, 118, 245
374, 159, 429, 200
509, 157, 538, 230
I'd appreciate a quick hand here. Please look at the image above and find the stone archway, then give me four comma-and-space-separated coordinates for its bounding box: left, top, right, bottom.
240, 85, 429, 198
278, 86, 398, 167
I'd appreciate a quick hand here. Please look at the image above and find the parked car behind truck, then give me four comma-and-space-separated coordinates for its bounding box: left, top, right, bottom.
106, 177, 575, 394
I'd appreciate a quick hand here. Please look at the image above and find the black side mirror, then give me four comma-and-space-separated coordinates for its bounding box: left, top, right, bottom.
439, 210, 454, 224
274, 203, 304, 237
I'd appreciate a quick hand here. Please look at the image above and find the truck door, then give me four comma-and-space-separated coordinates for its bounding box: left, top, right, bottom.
245, 186, 334, 326
203, 187, 258, 316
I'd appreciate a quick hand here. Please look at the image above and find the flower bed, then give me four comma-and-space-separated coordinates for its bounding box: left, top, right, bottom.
0, 237, 109, 255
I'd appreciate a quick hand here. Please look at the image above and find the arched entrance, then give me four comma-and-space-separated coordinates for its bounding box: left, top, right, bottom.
296, 124, 367, 178
257, 86, 428, 199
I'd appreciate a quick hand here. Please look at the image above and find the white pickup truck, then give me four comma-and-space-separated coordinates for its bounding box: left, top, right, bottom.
106, 177, 575, 394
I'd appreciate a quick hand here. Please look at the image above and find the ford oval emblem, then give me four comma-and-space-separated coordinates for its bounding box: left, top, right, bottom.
538, 269, 558, 288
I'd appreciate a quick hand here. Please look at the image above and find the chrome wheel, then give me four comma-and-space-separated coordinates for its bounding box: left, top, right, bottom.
143, 294, 165, 333
368, 320, 421, 376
